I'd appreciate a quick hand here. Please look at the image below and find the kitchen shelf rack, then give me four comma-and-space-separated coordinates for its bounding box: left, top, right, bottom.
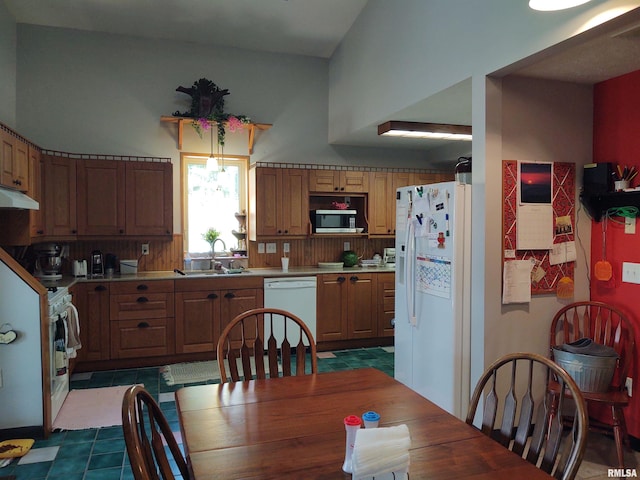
580, 190, 640, 222
160, 116, 272, 153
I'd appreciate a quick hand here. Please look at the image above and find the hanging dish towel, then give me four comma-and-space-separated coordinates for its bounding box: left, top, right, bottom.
63, 304, 82, 358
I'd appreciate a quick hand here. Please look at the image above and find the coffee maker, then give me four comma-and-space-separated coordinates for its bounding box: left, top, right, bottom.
34, 243, 63, 280
91, 250, 104, 277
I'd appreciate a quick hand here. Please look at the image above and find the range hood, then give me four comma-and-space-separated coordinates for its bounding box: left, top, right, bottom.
0, 187, 39, 210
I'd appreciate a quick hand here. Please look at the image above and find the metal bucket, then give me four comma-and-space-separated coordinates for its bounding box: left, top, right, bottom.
553, 348, 617, 393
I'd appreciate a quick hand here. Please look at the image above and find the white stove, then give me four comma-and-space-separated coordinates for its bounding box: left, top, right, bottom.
46, 286, 71, 318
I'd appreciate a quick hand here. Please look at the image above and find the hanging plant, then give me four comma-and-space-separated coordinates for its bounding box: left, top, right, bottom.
172, 77, 251, 144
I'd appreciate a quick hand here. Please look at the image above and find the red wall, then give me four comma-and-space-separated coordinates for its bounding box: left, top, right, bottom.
591, 69, 640, 438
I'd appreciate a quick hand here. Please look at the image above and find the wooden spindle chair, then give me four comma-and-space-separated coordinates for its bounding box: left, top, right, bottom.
466, 352, 588, 480
121, 385, 192, 480
549, 301, 635, 469
217, 307, 318, 383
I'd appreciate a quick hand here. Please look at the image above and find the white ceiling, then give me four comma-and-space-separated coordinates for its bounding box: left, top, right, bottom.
5, 1, 640, 153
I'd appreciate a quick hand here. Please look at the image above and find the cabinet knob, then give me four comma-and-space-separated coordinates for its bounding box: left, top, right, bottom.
350, 275, 359, 282
137, 322, 150, 328
136, 296, 149, 303
95, 285, 107, 292
334, 187, 339, 191
119, 229, 124, 234
36, 230, 44, 235
207, 293, 218, 299
284, 230, 288, 234
166, 230, 171, 235
71, 229, 77, 234
340, 187, 345, 191
224, 292, 235, 299
337, 276, 346, 283
137, 284, 148, 291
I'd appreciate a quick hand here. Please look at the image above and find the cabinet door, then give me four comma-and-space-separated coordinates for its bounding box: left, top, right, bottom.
252, 167, 279, 236
13, 139, 29, 192
29, 147, 45, 239
73, 283, 111, 362
316, 274, 348, 341
110, 317, 174, 359
346, 273, 377, 338
175, 290, 220, 354
280, 168, 309, 235
44, 155, 77, 237
368, 172, 393, 235
340, 171, 368, 193
77, 159, 126, 235
0, 130, 15, 189
376, 273, 395, 337
220, 288, 263, 348
309, 170, 338, 193
125, 161, 173, 236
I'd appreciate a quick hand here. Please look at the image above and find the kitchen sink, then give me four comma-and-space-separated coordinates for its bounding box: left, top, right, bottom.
175, 268, 250, 276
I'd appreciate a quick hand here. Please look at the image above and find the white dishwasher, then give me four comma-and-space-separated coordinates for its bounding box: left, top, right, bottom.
264, 277, 317, 344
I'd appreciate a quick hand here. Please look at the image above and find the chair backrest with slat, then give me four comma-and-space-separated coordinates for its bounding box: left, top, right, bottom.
122, 385, 191, 480
466, 353, 588, 480
550, 301, 634, 389
217, 307, 318, 383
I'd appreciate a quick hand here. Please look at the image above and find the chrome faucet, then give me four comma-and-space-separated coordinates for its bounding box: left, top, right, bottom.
228, 259, 236, 269
212, 238, 226, 255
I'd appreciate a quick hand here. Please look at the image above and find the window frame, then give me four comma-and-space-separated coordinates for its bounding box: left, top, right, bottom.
180, 152, 249, 256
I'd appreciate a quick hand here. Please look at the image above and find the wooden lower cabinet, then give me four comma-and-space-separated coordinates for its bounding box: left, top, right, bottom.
316, 273, 377, 342
376, 273, 395, 337
109, 280, 175, 359
174, 276, 263, 355
71, 282, 111, 365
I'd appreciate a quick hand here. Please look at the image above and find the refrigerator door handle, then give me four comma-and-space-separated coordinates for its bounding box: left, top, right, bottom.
405, 216, 417, 327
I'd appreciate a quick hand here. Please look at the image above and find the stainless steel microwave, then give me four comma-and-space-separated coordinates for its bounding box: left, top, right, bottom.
311, 209, 357, 233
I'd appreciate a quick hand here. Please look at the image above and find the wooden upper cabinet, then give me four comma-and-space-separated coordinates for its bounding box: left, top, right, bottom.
29, 147, 45, 239
77, 159, 126, 236
412, 171, 454, 185
309, 170, 368, 193
44, 155, 77, 238
249, 166, 309, 238
368, 172, 393, 236
125, 161, 173, 236
0, 130, 28, 191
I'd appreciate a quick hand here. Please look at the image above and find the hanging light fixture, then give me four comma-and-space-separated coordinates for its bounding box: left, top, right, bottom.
206, 125, 218, 171
529, 0, 593, 11
377, 121, 472, 141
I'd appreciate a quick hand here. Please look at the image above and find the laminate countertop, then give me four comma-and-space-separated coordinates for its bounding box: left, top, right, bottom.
42, 265, 396, 289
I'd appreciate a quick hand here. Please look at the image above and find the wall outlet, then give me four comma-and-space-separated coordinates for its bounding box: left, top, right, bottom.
258, 243, 265, 254
626, 377, 633, 397
141, 243, 150, 255
344, 241, 350, 251
266, 243, 277, 254
283, 243, 290, 253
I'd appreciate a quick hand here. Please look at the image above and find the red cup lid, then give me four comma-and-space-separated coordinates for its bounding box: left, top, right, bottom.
344, 415, 362, 426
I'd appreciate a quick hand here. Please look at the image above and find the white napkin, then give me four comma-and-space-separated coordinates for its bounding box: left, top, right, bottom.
351, 424, 411, 479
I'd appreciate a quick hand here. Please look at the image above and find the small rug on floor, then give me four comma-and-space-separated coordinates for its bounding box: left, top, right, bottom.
161, 357, 281, 386
53, 385, 140, 431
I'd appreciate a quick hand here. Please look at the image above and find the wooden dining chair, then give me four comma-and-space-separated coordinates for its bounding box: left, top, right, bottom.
549, 301, 635, 470
217, 307, 318, 382
466, 352, 588, 480
121, 385, 192, 480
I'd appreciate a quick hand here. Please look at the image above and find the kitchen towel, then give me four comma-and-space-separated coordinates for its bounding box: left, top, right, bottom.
63, 304, 82, 358
351, 424, 411, 479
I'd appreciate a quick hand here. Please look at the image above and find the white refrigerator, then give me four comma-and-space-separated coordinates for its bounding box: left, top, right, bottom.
394, 181, 472, 420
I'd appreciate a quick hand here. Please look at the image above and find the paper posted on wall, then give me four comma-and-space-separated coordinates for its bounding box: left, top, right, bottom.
502, 259, 534, 304
549, 241, 577, 266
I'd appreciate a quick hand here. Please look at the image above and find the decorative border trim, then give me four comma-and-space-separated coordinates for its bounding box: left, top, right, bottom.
253, 161, 448, 174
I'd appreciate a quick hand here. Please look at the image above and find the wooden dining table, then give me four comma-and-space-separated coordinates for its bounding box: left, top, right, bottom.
176, 367, 553, 479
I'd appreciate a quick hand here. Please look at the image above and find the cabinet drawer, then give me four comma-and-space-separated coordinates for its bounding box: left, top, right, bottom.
110, 317, 174, 359
110, 279, 174, 294
110, 292, 174, 320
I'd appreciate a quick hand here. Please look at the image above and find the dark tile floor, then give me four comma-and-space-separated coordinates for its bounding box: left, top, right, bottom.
1, 346, 635, 479
1, 347, 394, 479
